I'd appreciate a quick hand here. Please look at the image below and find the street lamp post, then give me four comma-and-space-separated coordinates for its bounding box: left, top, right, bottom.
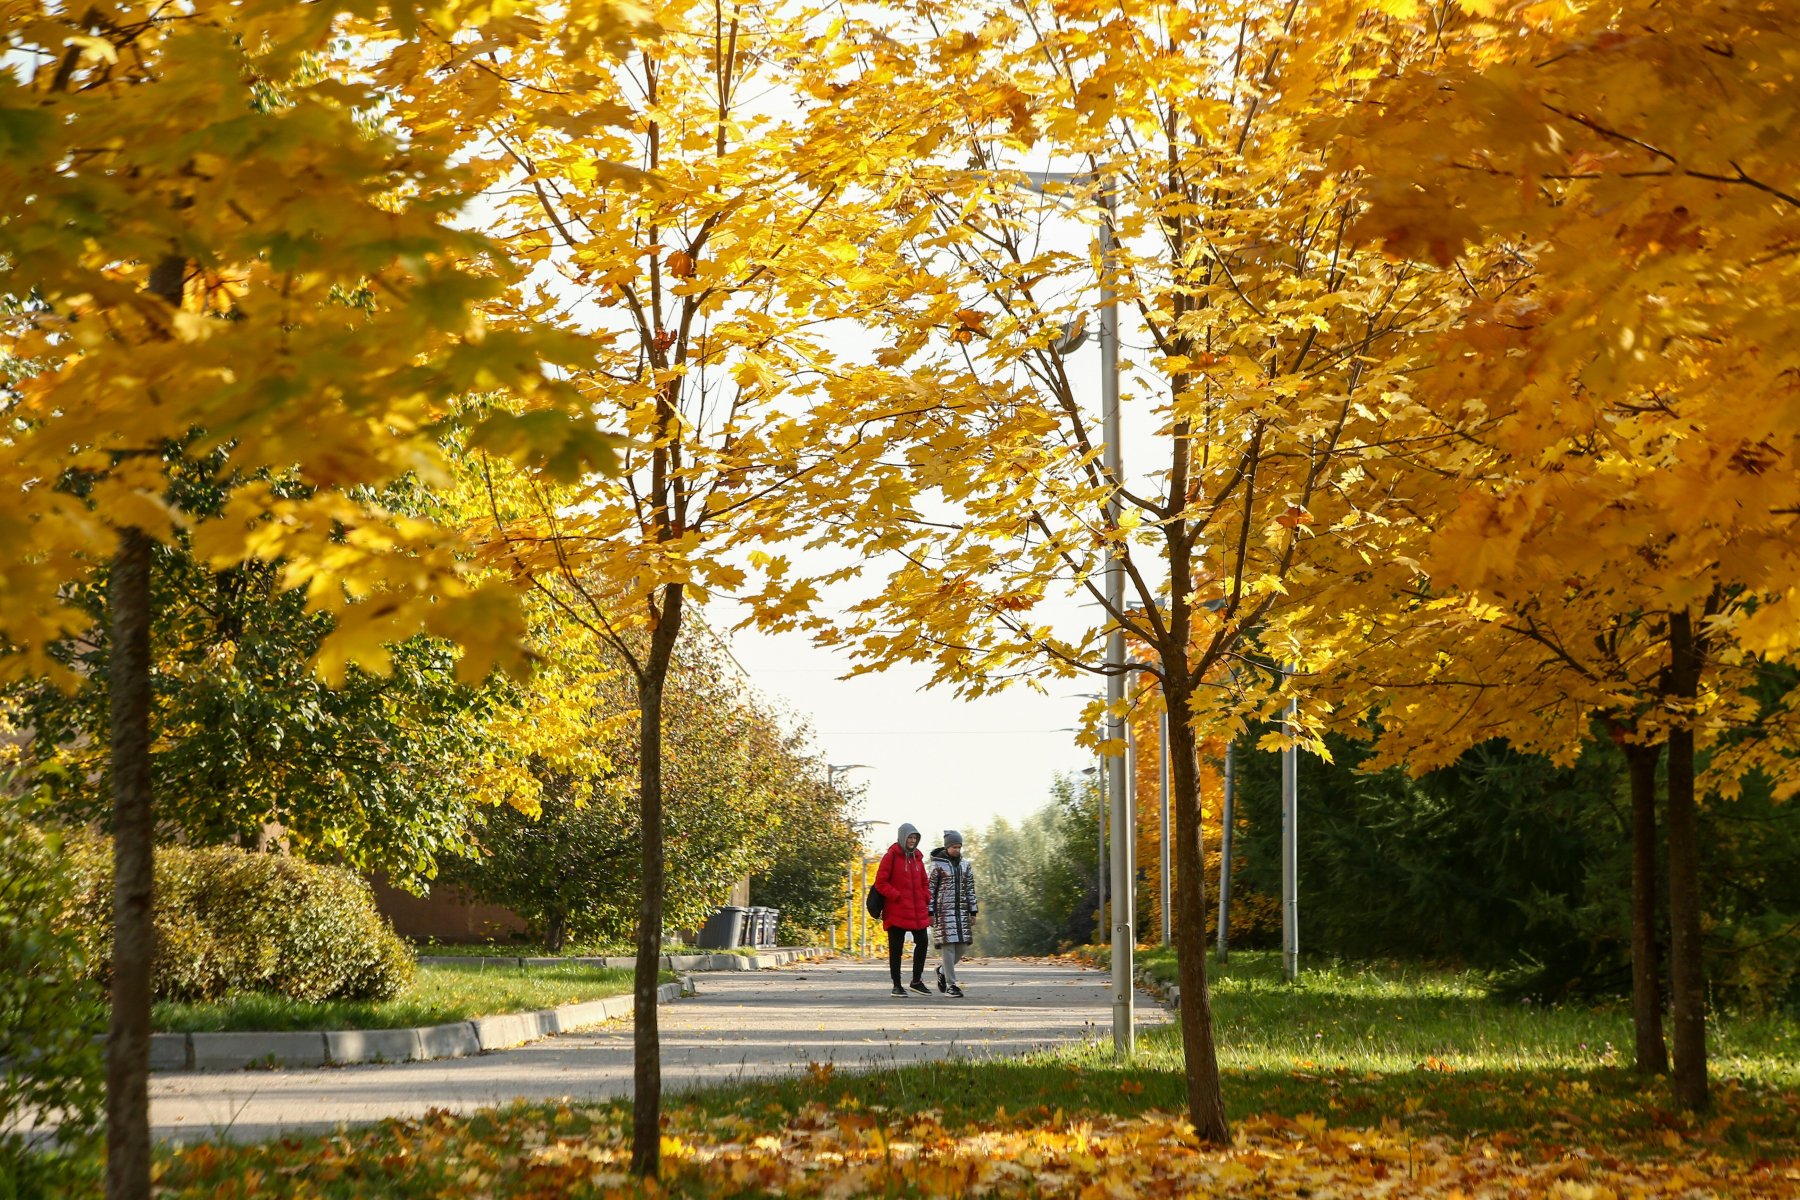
847, 820, 883, 956
1160, 709, 1172, 947
832, 763, 875, 956
1021, 168, 1128, 1055
1096, 183, 1134, 1056
1280, 667, 1299, 982
1217, 738, 1234, 960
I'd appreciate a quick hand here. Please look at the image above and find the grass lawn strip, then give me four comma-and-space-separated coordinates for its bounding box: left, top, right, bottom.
151, 953, 1800, 1197
152, 963, 673, 1033
412, 941, 768, 959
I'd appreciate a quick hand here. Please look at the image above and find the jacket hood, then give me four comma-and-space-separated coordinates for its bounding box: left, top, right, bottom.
896, 822, 921, 850
929, 846, 952, 862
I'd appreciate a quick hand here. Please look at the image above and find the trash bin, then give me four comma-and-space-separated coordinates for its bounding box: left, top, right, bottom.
745, 906, 767, 948
763, 907, 780, 948
698, 905, 747, 949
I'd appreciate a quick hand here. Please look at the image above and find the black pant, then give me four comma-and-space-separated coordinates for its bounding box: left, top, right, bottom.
888, 927, 929, 985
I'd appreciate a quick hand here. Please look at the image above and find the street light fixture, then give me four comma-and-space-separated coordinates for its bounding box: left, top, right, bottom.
828, 762, 872, 788
830, 764, 876, 956
1003, 168, 1130, 1055
1029, 170, 1131, 1055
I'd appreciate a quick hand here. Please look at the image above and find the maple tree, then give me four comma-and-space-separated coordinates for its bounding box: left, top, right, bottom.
0, 0, 650, 1191
1306, 0, 1800, 1113
1312, 600, 1705, 1081
779, 0, 1481, 1141
388, 0, 901, 1173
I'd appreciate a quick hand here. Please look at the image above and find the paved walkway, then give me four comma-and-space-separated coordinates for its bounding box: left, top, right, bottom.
151, 957, 1167, 1143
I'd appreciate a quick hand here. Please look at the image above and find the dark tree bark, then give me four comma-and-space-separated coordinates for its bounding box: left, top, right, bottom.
104, 528, 155, 1200
1622, 740, 1668, 1077
106, 252, 182, 1200
1164, 672, 1228, 1142
1664, 609, 1708, 1111
631, 583, 685, 1177
1155, 514, 1228, 1142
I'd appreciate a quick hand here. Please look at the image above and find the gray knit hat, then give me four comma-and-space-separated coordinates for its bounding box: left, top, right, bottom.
943, 829, 964, 847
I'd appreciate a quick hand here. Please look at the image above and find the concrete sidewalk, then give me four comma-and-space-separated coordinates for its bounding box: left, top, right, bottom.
151, 957, 1167, 1143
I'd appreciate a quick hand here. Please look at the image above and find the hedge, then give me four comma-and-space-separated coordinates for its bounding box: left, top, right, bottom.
64, 834, 414, 1003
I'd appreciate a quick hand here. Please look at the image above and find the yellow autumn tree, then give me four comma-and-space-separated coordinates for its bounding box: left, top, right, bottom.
0, 1, 649, 1192
777, 0, 1485, 1141
372, 0, 906, 1174
1307, 0, 1800, 1113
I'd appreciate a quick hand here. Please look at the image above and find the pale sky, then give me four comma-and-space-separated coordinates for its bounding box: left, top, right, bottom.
725, 619, 1099, 856
712, 183, 1163, 858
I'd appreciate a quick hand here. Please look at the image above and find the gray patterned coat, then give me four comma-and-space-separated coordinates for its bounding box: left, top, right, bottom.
927, 849, 978, 945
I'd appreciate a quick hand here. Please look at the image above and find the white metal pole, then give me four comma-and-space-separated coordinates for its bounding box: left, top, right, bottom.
1125, 716, 1138, 935
1281, 672, 1299, 982
831, 765, 846, 955
1218, 740, 1235, 960
1018, 167, 1130, 1051
1100, 184, 1133, 1056
1095, 753, 1106, 942
1160, 709, 1171, 947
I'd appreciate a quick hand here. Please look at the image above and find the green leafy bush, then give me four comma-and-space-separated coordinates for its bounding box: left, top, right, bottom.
0, 801, 105, 1183
67, 837, 414, 1003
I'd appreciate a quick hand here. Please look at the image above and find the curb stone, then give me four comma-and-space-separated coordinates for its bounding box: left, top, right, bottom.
155, 948, 822, 1073
190, 1031, 328, 1072
1133, 966, 1178, 1009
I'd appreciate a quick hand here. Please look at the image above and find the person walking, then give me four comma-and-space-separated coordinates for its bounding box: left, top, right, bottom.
874, 822, 932, 996
927, 830, 978, 997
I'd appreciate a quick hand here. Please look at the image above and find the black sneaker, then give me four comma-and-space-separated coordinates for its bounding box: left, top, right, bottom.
890, 984, 906, 996
947, 985, 965, 998
935, 967, 947, 994
909, 979, 931, 995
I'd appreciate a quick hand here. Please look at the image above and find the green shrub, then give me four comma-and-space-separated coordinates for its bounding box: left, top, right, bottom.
67, 836, 414, 1003
0, 801, 105, 1182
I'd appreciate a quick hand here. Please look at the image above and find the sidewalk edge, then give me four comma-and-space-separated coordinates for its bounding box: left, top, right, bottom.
153, 947, 825, 1073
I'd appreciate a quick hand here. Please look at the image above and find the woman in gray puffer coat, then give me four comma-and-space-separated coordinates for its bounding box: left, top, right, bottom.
927, 830, 978, 997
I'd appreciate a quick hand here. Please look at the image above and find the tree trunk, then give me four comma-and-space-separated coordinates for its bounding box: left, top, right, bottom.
1164, 676, 1229, 1143
1622, 740, 1668, 1077
106, 253, 181, 1200
631, 584, 685, 1178
1664, 610, 1708, 1111
105, 529, 155, 1200
545, 911, 568, 954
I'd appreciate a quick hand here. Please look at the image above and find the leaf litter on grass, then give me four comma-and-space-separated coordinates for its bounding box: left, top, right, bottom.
158, 1096, 1800, 1198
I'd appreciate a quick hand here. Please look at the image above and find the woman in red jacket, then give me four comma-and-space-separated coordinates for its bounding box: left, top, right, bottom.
874, 822, 932, 996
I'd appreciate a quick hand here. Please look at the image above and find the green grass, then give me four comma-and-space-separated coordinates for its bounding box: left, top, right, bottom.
411, 941, 764, 958
1096, 946, 1798, 1084
650, 951, 1800, 1151
409, 939, 633, 958
138, 953, 1800, 1198
151, 962, 673, 1032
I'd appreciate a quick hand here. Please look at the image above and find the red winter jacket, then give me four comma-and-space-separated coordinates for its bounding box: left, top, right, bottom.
875, 838, 931, 930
